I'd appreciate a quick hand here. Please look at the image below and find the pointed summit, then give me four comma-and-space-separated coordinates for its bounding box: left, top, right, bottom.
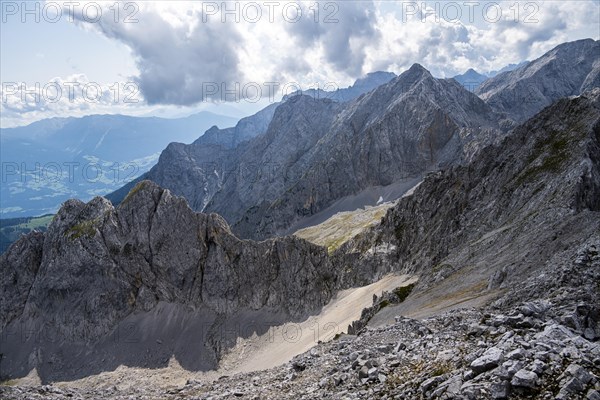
388, 63, 433, 91
406, 63, 431, 75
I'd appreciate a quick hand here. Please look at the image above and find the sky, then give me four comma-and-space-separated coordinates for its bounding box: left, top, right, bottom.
1, 0, 599, 127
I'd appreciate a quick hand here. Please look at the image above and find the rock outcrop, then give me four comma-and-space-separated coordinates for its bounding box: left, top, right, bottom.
477, 39, 600, 122
334, 89, 600, 307
0, 181, 335, 382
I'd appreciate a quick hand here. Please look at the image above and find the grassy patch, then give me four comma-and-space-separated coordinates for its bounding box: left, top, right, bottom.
122, 181, 149, 204
393, 283, 416, 302
295, 203, 393, 253
430, 362, 453, 377
14, 214, 54, 230
0, 214, 54, 253
515, 129, 577, 185
66, 219, 99, 240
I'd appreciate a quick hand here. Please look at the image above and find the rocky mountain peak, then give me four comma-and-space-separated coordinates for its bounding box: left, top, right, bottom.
476, 38, 600, 122
397, 63, 432, 85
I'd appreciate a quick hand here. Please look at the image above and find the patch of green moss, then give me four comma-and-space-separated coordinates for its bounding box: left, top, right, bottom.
516, 129, 577, 185
66, 219, 99, 240
122, 181, 149, 204
393, 283, 416, 302
327, 236, 350, 254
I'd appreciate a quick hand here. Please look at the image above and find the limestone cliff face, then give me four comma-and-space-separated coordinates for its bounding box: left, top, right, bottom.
207, 64, 505, 240
477, 39, 600, 122
0, 180, 335, 382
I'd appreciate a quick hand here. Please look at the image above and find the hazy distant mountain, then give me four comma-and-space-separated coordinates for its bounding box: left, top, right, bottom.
488, 61, 529, 77
476, 39, 600, 122
453, 62, 531, 91
285, 71, 397, 102
452, 69, 488, 91
105, 103, 280, 207
0, 112, 237, 217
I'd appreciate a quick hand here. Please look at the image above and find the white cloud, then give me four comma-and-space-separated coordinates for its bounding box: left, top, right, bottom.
10, 0, 598, 113
0, 74, 145, 127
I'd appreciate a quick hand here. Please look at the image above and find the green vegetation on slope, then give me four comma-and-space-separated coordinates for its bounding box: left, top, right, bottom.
294, 203, 394, 254
0, 214, 54, 253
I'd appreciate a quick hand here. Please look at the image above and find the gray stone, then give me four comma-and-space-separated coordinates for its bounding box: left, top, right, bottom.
489, 380, 511, 399
358, 366, 369, 379
511, 369, 538, 389
587, 389, 600, 400
562, 377, 585, 393
506, 348, 527, 360
421, 376, 444, 393
564, 364, 593, 385
530, 360, 546, 375
471, 347, 504, 374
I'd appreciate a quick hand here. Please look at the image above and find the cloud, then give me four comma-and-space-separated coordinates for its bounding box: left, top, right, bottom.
286, 1, 380, 76
0, 74, 145, 127
363, 1, 598, 77
68, 2, 244, 105
23, 0, 600, 109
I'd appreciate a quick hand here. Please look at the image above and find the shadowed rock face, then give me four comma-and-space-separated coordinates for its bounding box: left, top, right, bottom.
0, 180, 335, 382
477, 39, 600, 122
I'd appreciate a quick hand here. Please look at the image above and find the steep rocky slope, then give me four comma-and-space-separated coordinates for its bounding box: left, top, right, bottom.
0, 181, 336, 382
477, 39, 600, 122
334, 88, 600, 311
207, 64, 505, 240
8, 305, 597, 399
105, 103, 279, 206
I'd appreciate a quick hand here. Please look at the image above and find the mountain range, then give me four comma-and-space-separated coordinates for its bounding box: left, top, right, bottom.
110, 40, 599, 241
112, 64, 509, 241
451, 61, 530, 92
1, 38, 599, 398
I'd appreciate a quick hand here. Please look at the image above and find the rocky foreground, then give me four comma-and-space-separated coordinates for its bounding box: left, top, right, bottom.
2, 296, 599, 400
